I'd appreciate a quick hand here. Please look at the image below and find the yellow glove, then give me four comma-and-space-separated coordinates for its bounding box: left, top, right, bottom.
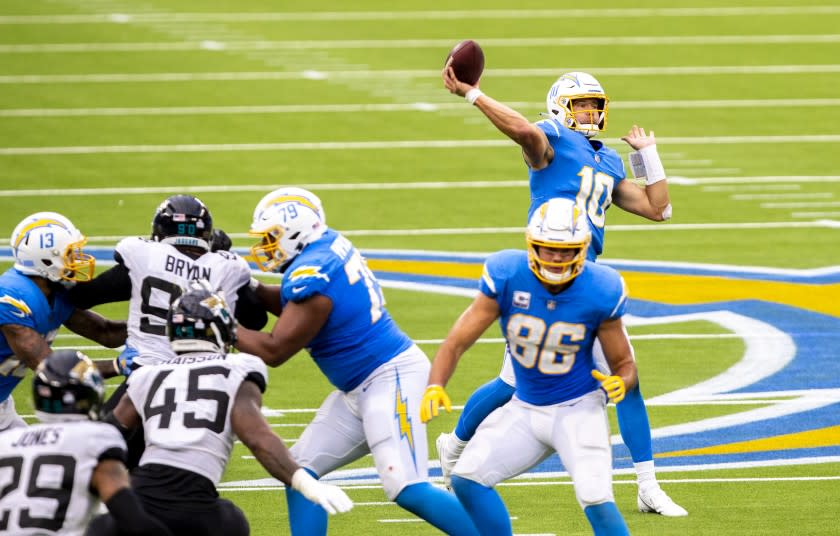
420, 384, 452, 423
591, 370, 626, 404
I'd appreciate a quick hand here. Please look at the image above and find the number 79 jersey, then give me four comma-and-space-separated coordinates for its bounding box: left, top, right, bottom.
125, 352, 268, 484
0, 421, 126, 535
480, 250, 628, 406
117, 237, 252, 365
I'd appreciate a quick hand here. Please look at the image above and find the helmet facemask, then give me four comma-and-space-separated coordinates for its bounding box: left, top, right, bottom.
11, 212, 95, 286
546, 72, 609, 138
249, 188, 326, 274
526, 199, 592, 286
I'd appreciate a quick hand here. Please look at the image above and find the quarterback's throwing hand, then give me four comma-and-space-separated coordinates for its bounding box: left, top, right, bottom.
592, 370, 626, 404
420, 384, 452, 423
291, 469, 353, 515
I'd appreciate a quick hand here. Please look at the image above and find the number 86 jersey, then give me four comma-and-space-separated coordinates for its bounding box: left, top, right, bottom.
125, 352, 268, 485
481, 250, 628, 406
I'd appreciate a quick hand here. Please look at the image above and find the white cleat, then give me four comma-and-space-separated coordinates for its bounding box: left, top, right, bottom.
436, 433, 459, 490
637, 486, 688, 517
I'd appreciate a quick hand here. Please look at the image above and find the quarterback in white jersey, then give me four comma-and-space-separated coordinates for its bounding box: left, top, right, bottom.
0, 350, 171, 536
98, 281, 351, 536
421, 199, 636, 536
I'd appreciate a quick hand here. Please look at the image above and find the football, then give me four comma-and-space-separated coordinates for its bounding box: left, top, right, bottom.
445, 39, 485, 85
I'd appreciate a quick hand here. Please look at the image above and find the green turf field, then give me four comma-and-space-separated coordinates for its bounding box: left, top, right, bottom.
3, 0, 840, 534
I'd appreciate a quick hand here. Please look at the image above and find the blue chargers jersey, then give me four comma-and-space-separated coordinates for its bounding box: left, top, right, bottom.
0, 269, 75, 401
480, 250, 627, 406
280, 229, 413, 391
528, 119, 626, 259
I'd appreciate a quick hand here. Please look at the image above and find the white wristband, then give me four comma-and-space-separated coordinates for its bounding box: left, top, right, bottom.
465, 88, 484, 105
291, 468, 318, 498
248, 276, 260, 292
662, 203, 673, 221
640, 144, 666, 185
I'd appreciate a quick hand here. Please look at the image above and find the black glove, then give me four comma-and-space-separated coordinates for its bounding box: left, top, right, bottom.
210, 228, 232, 252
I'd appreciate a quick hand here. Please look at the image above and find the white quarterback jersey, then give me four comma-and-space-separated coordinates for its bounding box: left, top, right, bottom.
117, 237, 252, 365
0, 421, 127, 535
125, 352, 268, 484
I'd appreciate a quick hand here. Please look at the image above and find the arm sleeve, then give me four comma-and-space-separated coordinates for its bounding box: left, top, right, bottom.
66, 262, 131, 309
235, 284, 269, 330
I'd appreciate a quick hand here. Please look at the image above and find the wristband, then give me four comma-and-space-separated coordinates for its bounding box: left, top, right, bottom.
640, 144, 666, 185
662, 203, 673, 221
248, 277, 260, 292
465, 88, 484, 105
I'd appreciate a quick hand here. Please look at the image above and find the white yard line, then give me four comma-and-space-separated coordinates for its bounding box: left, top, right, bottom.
2, 6, 839, 24
761, 201, 840, 208
792, 211, 840, 218
731, 192, 833, 200
3, 98, 840, 117
0, 176, 837, 199
2, 35, 840, 54
3, 65, 839, 84
3, 136, 840, 156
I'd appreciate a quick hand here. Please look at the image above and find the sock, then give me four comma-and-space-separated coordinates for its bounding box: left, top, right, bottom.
395, 482, 479, 536
454, 377, 515, 442
634, 460, 658, 494
584, 502, 630, 536
450, 475, 511, 536
615, 383, 654, 463
285, 468, 327, 536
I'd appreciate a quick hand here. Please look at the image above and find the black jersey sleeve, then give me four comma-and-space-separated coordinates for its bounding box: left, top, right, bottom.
67, 260, 132, 309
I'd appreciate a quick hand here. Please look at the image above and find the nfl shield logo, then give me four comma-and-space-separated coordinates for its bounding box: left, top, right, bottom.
547, 300, 557, 311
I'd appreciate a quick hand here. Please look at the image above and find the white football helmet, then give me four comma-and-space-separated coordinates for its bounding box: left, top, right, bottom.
249, 187, 327, 273
545, 72, 609, 137
526, 198, 591, 285
11, 211, 95, 285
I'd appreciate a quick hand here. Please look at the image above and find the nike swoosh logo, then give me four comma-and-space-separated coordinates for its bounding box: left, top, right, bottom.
10, 310, 26, 318
292, 287, 305, 293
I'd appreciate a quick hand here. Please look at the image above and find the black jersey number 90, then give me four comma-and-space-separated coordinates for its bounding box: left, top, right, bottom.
0, 454, 75, 531
139, 276, 183, 336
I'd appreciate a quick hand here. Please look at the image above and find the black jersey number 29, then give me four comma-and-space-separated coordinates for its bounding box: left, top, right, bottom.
144, 366, 232, 433
139, 276, 183, 336
0, 455, 75, 531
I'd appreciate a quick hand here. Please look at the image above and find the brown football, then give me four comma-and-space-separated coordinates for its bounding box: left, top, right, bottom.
445, 39, 484, 85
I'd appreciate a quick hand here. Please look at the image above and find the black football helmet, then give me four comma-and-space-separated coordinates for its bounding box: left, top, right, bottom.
151, 195, 213, 251
33, 349, 105, 422
167, 279, 237, 355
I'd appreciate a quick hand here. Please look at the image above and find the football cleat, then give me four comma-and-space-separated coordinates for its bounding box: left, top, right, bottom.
436, 433, 462, 490
637, 486, 688, 517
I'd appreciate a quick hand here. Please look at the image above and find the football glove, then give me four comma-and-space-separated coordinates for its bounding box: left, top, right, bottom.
113, 346, 138, 377
291, 469, 353, 515
591, 370, 626, 404
210, 228, 232, 252
420, 384, 452, 423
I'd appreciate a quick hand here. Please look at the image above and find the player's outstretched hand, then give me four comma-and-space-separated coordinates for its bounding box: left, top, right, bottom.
591, 370, 627, 404
442, 60, 476, 98
420, 384, 452, 423
291, 469, 353, 515
621, 125, 656, 151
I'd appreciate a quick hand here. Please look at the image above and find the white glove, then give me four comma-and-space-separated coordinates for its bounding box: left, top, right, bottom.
291, 469, 353, 515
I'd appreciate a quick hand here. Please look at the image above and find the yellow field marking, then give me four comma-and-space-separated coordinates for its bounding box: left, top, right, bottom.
366, 259, 840, 318
658, 425, 840, 458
